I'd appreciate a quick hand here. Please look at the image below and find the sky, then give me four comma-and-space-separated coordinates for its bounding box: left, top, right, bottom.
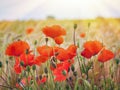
0, 0, 120, 20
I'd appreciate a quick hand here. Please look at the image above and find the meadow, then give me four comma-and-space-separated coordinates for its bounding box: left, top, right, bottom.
0, 18, 120, 90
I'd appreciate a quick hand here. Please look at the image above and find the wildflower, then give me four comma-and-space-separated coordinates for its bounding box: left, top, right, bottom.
98, 49, 114, 62
5, 41, 30, 57
54, 36, 64, 45
14, 59, 22, 74
42, 25, 66, 38
34, 55, 48, 65
67, 44, 77, 59
14, 53, 35, 74
37, 76, 47, 85
53, 59, 74, 82
81, 41, 103, 59
53, 67, 68, 82
37, 45, 53, 57
80, 32, 85, 38
26, 28, 34, 35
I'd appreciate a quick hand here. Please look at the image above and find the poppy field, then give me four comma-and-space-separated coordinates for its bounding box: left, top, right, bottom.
0, 18, 120, 90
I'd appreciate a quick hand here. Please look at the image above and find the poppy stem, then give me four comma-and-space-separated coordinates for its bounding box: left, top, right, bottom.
103, 63, 106, 89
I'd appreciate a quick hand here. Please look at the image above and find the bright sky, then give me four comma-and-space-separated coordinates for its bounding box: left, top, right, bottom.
0, 0, 120, 20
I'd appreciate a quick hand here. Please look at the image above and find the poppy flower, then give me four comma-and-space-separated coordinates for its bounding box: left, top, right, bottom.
14, 53, 35, 74
14, 59, 22, 74
37, 45, 53, 57
80, 32, 85, 38
53, 67, 68, 82
54, 36, 64, 45
81, 49, 93, 59
16, 77, 32, 89
35, 55, 49, 65
67, 44, 77, 59
26, 28, 34, 35
37, 76, 47, 85
98, 49, 114, 62
56, 48, 70, 61
81, 41, 103, 59
42, 25, 66, 38
19, 53, 35, 67
5, 41, 30, 57
53, 59, 74, 82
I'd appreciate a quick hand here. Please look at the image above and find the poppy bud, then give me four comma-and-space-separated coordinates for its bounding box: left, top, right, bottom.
74, 24, 77, 29
62, 70, 67, 76
17, 78, 21, 83
34, 40, 37, 45
71, 65, 75, 72
39, 75, 42, 80
20, 61, 24, 66
0, 61, 2, 68
32, 65, 36, 70
115, 59, 120, 65
26, 66, 30, 72
6, 60, 8, 65
25, 49, 29, 54
45, 37, 48, 43
73, 71, 77, 77
44, 67, 48, 74
30, 80, 33, 84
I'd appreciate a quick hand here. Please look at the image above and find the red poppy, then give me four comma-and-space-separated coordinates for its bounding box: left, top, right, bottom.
14, 58, 22, 74
26, 28, 34, 35
81, 41, 103, 59
37, 76, 47, 85
54, 36, 64, 45
42, 25, 66, 38
16, 77, 31, 89
35, 55, 48, 65
37, 45, 53, 57
5, 41, 30, 57
67, 44, 77, 59
14, 53, 35, 74
53, 59, 74, 82
20, 53, 35, 67
53, 67, 68, 82
98, 49, 114, 62
80, 32, 85, 38
56, 48, 70, 61
81, 49, 93, 59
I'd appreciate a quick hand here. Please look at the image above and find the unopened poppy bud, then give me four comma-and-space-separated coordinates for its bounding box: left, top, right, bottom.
6, 60, 8, 65
30, 80, 33, 84
55, 52, 59, 56
71, 65, 75, 72
51, 62, 56, 68
45, 37, 48, 43
20, 61, 24, 66
25, 49, 29, 54
17, 78, 21, 83
115, 59, 119, 65
69, 77, 72, 81
32, 65, 36, 70
39, 75, 42, 80
26, 66, 30, 72
74, 24, 77, 29
44, 67, 48, 74
0, 61, 2, 68
73, 71, 77, 77
62, 70, 67, 76
51, 56, 57, 62
34, 40, 37, 45
66, 84, 70, 90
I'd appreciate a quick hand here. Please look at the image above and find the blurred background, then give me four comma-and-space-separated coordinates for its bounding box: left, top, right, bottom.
0, 0, 120, 20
